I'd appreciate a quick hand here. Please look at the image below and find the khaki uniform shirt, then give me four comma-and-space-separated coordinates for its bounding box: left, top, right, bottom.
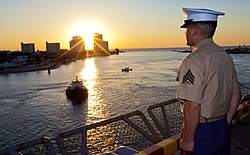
176, 38, 240, 118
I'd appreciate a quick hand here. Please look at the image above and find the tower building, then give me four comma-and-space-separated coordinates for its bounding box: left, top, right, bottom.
46, 42, 60, 53
21, 42, 35, 53
70, 36, 85, 53
93, 33, 109, 55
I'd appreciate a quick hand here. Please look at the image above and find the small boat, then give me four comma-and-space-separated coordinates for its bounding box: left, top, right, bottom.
121, 67, 132, 72
66, 76, 88, 102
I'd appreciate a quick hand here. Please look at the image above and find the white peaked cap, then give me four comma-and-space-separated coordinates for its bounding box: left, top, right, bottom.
180, 8, 225, 28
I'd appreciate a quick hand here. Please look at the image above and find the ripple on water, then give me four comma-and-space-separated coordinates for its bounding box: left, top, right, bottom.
0, 50, 249, 150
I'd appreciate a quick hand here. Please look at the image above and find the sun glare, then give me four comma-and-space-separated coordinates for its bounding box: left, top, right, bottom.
71, 21, 104, 50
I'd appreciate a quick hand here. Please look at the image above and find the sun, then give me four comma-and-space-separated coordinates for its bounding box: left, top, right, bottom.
82, 31, 93, 50
70, 21, 103, 50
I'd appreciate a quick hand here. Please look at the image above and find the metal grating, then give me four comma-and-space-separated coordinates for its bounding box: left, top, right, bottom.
55, 110, 159, 155
147, 99, 183, 140
0, 137, 57, 155
239, 82, 250, 97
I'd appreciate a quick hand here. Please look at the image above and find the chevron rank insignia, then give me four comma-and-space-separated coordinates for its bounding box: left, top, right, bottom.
182, 69, 195, 85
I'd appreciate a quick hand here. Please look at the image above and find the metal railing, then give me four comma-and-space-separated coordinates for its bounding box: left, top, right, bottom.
0, 137, 57, 155
0, 83, 249, 155
0, 111, 162, 155
147, 99, 182, 140
56, 110, 160, 155
239, 82, 250, 96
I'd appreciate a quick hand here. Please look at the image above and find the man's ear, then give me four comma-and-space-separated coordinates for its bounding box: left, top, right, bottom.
191, 26, 199, 37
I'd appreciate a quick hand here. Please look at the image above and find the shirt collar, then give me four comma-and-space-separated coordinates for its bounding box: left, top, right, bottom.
192, 38, 214, 52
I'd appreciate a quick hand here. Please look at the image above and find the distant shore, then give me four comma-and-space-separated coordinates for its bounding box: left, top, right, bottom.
0, 60, 71, 75
173, 46, 250, 54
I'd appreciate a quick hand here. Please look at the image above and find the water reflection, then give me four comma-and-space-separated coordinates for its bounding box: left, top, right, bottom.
80, 58, 97, 93
80, 58, 103, 123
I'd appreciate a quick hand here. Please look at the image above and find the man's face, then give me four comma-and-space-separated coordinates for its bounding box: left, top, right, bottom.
185, 25, 193, 46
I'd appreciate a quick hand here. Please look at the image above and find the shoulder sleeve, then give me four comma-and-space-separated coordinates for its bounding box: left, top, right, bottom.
176, 55, 205, 104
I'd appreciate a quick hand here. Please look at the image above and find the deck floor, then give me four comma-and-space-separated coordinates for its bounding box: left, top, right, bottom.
231, 113, 250, 155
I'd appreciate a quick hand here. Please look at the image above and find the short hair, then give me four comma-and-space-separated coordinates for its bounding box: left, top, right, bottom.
195, 22, 217, 38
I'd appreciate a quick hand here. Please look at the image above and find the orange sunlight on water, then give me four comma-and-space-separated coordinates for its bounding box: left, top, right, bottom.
81, 58, 96, 95
80, 58, 106, 122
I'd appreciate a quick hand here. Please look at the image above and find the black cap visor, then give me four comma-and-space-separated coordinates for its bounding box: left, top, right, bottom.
180, 20, 193, 28
181, 20, 218, 28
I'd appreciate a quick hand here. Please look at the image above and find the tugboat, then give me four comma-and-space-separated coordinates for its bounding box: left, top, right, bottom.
66, 76, 88, 102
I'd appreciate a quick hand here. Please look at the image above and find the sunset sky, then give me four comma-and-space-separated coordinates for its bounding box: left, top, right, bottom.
1, 0, 250, 51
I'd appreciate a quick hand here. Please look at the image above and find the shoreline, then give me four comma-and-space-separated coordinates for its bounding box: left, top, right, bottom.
0, 61, 69, 75
1, 48, 250, 75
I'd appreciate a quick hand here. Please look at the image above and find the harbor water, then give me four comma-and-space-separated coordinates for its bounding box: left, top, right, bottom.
0, 48, 249, 149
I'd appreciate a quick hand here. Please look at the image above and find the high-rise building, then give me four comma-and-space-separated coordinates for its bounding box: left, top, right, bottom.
93, 33, 109, 55
46, 42, 60, 53
21, 42, 35, 53
94, 33, 103, 42
70, 36, 85, 53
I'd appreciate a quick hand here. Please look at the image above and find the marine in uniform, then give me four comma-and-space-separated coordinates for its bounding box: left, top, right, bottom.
176, 8, 241, 154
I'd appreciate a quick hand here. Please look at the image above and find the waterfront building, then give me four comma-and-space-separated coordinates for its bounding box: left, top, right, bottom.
0, 50, 12, 54
46, 42, 60, 53
93, 33, 109, 55
70, 36, 85, 53
11, 56, 29, 63
21, 42, 35, 53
